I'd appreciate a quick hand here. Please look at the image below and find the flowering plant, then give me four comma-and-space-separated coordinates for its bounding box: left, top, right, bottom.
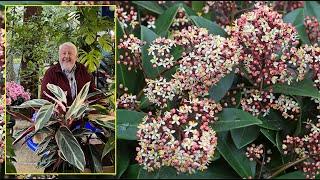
117, 1, 320, 179
6, 81, 30, 106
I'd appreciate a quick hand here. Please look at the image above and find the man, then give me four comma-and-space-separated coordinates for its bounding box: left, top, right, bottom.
41, 42, 96, 105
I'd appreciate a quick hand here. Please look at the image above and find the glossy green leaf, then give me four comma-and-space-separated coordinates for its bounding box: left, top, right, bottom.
190, 16, 227, 37
260, 128, 280, 151
258, 110, 284, 131
217, 134, 256, 178
192, 1, 205, 13
89, 144, 102, 173
117, 141, 130, 178
125, 164, 141, 179
283, 8, 304, 25
304, 1, 320, 20
102, 137, 115, 160
209, 72, 235, 102
55, 126, 86, 171
133, 1, 164, 14
35, 104, 55, 131
117, 110, 147, 140
275, 171, 306, 179
85, 32, 95, 45
213, 108, 263, 132
141, 25, 162, 79
138, 163, 238, 179
295, 24, 311, 45
155, 4, 180, 36
47, 83, 67, 104
14, 99, 51, 108
181, 3, 197, 17
268, 79, 320, 99
231, 125, 260, 149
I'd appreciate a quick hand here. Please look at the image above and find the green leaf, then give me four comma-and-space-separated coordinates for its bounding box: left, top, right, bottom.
190, 16, 227, 37
65, 82, 90, 120
98, 36, 112, 52
141, 25, 162, 79
35, 104, 55, 131
139, 94, 153, 109
304, 1, 320, 20
217, 134, 256, 178
85, 32, 95, 45
5, 159, 17, 173
55, 126, 86, 171
295, 24, 311, 45
260, 128, 280, 151
209, 72, 235, 102
155, 4, 180, 36
275, 171, 306, 179
133, 1, 164, 14
192, 1, 205, 13
276, 132, 284, 154
213, 108, 263, 132
125, 164, 141, 179
181, 3, 197, 17
283, 8, 304, 25
137, 163, 238, 179
102, 137, 115, 160
117, 141, 130, 178
231, 125, 260, 149
117, 109, 147, 140
89, 144, 103, 173
268, 79, 320, 99
47, 83, 67, 104
14, 99, 51, 108
258, 110, 284, 131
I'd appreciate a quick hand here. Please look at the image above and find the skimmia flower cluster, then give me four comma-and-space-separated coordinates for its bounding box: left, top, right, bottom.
171, 7, 191, 30
118, 34, 145, 70
144, 26, 241, 102
240, 89, 275, 117
273, 1, 304, 13
246, 143, 272, 165
272, 95, 300, 120
116, 2, 138, 29
6, 81, 31, 106
227, 4, 299, 86
136, 98, 222, 174
304, 16, 320, 45
173, 34, 240, 96
282, 120, 320, 179
141, 15, 156, 29
148, 37, 176, 69
203, 1, 237, 27
117, 93, 138, 110
144, 77, 181, 108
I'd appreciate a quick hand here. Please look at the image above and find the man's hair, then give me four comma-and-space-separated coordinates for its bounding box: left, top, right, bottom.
59, 42, 78, 55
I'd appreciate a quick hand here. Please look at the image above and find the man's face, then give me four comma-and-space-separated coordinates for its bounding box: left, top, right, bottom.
59, 45, 77, 71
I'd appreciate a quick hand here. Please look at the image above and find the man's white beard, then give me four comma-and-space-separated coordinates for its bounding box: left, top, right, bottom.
60, 59, 75, 72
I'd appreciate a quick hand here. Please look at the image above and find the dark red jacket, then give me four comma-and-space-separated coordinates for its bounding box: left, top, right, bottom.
41, 62, 96, 106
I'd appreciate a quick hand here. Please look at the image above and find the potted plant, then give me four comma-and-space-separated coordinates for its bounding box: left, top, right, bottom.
8, 82, 115, 173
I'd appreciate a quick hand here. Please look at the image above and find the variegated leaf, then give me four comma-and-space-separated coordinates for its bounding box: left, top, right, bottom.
35, 104, 55, 131
65, 82, 91, 120
47, 83, 67, 104
13, 99, 52, 108
55, 126, 86, 171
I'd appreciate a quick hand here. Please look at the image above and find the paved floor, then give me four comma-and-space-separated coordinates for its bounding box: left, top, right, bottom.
13, 121, 44, 173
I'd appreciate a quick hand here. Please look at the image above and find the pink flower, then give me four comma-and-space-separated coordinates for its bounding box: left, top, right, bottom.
6, 81, 30, 105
